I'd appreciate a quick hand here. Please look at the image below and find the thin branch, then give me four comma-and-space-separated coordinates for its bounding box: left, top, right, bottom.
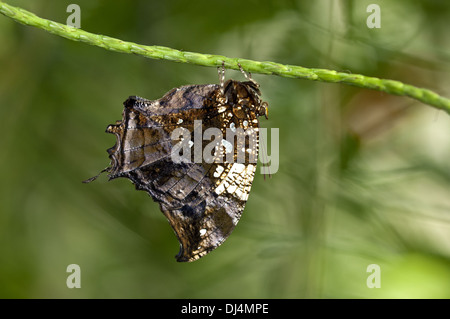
1, 1, 450, 115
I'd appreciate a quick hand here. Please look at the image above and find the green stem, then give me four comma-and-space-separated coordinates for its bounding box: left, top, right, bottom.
1, 1, 449, 115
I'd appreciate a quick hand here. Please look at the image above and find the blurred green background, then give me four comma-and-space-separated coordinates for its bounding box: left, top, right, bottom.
1, 0, 449, 298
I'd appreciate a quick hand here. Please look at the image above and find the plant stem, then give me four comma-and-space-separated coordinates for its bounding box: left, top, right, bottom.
1, 1, 450, 115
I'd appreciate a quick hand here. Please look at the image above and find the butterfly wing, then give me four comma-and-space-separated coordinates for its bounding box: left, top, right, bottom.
106, 82, 261, 262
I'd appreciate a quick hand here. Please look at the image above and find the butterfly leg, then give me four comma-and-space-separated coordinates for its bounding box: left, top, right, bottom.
237, 63, 258, 87
217, 61, 226, 95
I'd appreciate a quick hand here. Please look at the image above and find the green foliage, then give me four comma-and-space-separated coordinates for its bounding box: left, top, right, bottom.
0, 0, 449, 298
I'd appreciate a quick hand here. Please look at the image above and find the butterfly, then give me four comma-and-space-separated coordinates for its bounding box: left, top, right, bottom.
85, 64, 268, 262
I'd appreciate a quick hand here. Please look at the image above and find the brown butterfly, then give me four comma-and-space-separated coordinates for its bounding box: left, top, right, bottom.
85, 64, 268, 262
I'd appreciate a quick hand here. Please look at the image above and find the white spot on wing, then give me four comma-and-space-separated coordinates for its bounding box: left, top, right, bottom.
227, 184, 237, 194
215, 183, 225, 195
231, 163, 246, 174
213, 165, 225, 178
